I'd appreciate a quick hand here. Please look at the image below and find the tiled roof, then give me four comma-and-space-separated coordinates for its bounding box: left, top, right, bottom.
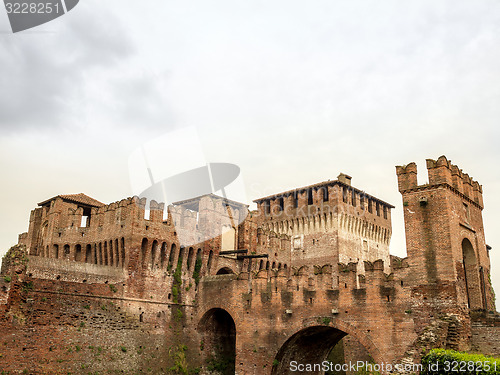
38, 193, 105, 207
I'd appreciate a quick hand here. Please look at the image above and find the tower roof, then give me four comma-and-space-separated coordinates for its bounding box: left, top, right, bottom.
38, 193, 105, 208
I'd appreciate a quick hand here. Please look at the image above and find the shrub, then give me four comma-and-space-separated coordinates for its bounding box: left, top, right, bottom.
422, 349, 500, 375
3, 276, 11, 283
192, 257, 202, 285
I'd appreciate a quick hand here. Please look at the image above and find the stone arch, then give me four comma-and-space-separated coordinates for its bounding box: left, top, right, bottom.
216, 267, 234, 275
462, 238, 483, 309
271, 320, 383, 375
198, 308, 236, 375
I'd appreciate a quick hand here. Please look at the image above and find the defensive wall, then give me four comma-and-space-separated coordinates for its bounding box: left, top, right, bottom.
0, 155, 497, 374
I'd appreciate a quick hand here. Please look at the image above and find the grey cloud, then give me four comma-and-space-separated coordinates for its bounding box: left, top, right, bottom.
0, 1, 136, 133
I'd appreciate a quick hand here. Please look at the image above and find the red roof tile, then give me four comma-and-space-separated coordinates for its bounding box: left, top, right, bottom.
38, 193, 105, 207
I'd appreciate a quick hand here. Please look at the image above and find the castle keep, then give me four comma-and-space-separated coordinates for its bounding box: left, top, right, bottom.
0, 156, 498, 374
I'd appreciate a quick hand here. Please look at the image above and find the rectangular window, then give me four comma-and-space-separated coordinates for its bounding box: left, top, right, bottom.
323, 187, 329, 202
383, 206, 387, 219
360, 195, 365, 210
80, 216, 88, 227
351, 190, 356, 207
376, 202, 380, 216
265, 201, 270, 215
463, 203, 470, 222
294, 192, 298, 208
279, 197, 284, 212
308, 189, 313, 205
342, 187, 347, 203
368, 199, 373, 213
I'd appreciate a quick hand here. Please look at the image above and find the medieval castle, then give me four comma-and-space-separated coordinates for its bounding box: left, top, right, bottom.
0, 155, 498, 374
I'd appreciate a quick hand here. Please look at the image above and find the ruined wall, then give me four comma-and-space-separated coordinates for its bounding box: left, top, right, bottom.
471, 311, 500, 357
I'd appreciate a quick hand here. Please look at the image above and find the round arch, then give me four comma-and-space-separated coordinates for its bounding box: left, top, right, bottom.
271, 320, 383, 375
216, 267, 235, 275
461, 237, 484, 309
198, 308, 236, 375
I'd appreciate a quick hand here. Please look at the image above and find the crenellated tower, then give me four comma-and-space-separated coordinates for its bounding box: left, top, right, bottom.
396, 155, 494, 311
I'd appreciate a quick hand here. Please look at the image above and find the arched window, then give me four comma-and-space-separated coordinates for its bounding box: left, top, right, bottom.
187, 247, 194, 271
115, 239, 119, 267
151, 240, 158, 270
120, 238, 125, 267
462, 238, 484, 309
109, 240, 114, 266
141, 238, 148, 266
177, 247, 185, 270
52, 244, 59, 259
103, 242, 108, 265
85, 244, 92, 263
168, 244, 177, 270
207, 250, 214, 273
63, 244, 70, 259
193, 249, 202, 279
160, 242, 167, 269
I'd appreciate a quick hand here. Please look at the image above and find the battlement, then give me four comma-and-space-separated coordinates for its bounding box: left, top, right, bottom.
246, 257, 409, 286
254, 176, 393, 222
396, 155, 483, 207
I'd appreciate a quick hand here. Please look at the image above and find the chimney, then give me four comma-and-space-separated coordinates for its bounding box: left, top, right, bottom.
337, 173, 352, 186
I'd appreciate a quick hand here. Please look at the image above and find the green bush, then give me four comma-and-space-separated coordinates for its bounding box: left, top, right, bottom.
422, 349, 500, 375
3, 276, 11, 283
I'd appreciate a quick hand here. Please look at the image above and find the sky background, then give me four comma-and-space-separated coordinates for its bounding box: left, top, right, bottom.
0, 1, 499, 301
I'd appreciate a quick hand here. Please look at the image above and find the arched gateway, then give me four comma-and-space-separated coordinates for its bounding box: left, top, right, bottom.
271, 320, 381, 375
198, 308, 236, 375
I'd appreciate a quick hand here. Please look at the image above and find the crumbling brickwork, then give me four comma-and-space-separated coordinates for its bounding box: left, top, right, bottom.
0, 155, 497, 374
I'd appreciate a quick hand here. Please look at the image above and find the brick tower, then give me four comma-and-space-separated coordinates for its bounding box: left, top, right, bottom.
396, 155, 495, 312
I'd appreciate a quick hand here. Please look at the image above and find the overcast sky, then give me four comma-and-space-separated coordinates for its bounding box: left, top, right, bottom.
1, 1, 500, 299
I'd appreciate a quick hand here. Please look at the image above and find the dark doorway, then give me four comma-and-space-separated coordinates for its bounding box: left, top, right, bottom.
199, 308, 236, 375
